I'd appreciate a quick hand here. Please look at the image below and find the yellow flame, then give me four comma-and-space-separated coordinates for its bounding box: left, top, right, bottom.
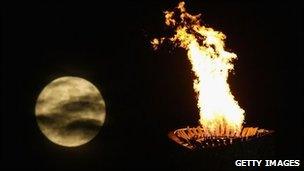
153, 2, 245, 135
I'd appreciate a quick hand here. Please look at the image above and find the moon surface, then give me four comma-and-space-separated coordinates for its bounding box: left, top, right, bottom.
35, 76, 106, 147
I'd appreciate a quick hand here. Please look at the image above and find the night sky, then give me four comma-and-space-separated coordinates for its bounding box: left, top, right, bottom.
1, 1, 303, 170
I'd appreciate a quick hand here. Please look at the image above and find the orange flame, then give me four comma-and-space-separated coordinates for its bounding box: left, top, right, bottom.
153, 2, 245, 135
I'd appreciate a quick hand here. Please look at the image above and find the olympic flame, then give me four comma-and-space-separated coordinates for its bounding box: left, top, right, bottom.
152, 2, 245, 136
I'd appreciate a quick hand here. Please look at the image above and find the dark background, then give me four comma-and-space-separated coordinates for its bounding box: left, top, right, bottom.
1, 1, 303, 170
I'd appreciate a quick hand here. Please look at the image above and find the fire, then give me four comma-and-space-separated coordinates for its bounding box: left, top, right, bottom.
151, 38, 164, 50
153, 2, 245, 136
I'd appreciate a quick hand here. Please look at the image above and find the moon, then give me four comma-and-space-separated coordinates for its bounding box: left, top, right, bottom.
35, 76, 106, 147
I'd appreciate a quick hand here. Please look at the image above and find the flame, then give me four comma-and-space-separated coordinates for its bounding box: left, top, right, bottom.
153, 2, 245, 135
151, 38, 164, 50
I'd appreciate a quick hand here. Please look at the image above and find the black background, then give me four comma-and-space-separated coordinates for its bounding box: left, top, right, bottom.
1, 1, 303, 170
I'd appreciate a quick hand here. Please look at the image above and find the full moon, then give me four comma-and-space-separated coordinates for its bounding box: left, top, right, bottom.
35, 76, 106, 147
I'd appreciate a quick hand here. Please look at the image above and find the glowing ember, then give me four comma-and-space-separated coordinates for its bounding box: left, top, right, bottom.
152, 2, 245, 135
151, 38, 164, 50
